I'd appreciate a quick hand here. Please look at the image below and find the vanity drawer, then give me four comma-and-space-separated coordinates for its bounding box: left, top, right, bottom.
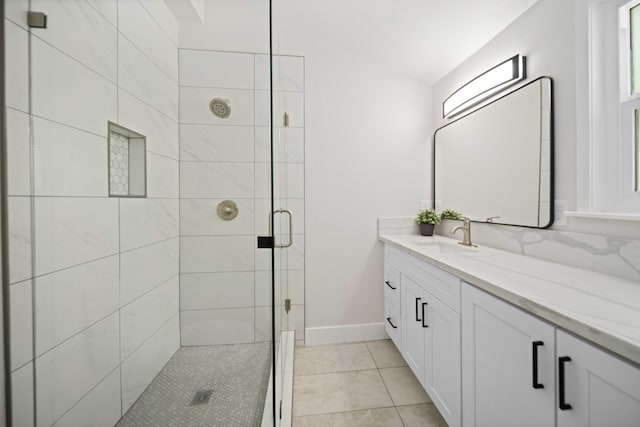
384, 264, 401, 308
387, 246, 461, 313
385, 301, 401, 349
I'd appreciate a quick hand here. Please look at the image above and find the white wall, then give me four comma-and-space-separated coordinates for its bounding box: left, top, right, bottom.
277, 7, 431, 338
433, 0, 576, 214
277, 36, 431, 338
180, 0, 432, 341
5, 1, 180, 424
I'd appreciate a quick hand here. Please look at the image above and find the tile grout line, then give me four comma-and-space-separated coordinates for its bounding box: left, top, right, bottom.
395, 405, 407, 427
116, 5, 123, 414
291, 405, 401, 422
178, 121, 302, 128
83, 0, 116, 30
8, 195, 179, 200
177, 36, 182, 349
180, 82, 304, 94
118, 29, 179, 87
252, 52, 257, 345
30, 31, 118, 85
26, 1, 39, 421
135, 0, 179, 52
35, 273, 178, 363
49, 364, 122, 427
119, 86, 179, 124
119, 312, 179, 366
293, 367, 384, 379
25, 110, 172, 143
22, 236, 178, 284
180, 160, 304, 165
364, 341, 400, 410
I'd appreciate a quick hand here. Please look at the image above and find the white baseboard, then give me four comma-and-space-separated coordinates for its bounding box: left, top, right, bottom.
305, 322, 387, 346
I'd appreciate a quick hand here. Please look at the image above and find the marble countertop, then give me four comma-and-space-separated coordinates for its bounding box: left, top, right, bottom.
379, 233, 640, 366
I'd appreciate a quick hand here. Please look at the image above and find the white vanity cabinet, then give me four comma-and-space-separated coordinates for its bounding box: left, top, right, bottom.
461, 283, 556, 427
382, 236, 640, 427
385, 246, 462, 427
461, 282, 640, 427
556, 330, 640, 427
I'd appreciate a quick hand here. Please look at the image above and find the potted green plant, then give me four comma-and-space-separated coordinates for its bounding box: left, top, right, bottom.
415, 209, 441, 236
440, 209, 462, 220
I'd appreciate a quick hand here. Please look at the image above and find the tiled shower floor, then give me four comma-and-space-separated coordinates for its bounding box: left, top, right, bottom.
117, 342, 271, 427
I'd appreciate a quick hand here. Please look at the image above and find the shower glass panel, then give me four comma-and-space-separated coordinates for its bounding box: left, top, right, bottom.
269, 50, 306, 421
1, 0, 300, 425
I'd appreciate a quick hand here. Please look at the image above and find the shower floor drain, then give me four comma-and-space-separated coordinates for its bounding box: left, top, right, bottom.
191, 390, 214, 406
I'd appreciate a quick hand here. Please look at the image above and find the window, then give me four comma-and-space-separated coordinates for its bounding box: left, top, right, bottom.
579, 0, 640, 215
620, 0, 640, 200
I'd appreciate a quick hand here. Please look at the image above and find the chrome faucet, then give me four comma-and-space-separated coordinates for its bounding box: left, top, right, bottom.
451, 217, 476, 247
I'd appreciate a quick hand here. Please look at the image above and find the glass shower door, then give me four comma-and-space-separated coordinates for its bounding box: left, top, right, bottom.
269, 51, 306, 424
4, 1, 279, 426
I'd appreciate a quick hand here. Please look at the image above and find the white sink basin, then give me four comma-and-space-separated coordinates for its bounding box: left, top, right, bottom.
410, 238, 479, 254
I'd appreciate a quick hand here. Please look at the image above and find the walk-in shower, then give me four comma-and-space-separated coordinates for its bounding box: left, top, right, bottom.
1, 0, 304, 425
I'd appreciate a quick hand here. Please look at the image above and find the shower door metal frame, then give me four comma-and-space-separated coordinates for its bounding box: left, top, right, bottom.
1, 0, 14, 423
268, 0, 278, 423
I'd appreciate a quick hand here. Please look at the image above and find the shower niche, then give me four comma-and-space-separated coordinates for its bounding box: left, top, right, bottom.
108, 121, 147, 197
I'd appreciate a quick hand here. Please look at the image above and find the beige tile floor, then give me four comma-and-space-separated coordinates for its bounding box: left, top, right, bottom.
292, 340, 448, 426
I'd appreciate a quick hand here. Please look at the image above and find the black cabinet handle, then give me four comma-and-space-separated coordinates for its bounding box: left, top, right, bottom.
415, 297, 422, 322
385, 281, 396, 290
386, 317, 398, 329
532, 341, 544, 389
421, 302, 429, 328
558, 356, 572, 410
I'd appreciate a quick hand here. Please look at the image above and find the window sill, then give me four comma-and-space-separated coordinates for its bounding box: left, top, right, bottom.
565, 211, 640, 221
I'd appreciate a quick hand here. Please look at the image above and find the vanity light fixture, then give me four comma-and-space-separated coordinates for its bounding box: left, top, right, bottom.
443, 54, 526, 118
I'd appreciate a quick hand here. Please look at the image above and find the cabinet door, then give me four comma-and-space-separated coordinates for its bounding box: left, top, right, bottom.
557, 330, 640, 427
402, 274, 426, 385
461, 283, 555, 427
424, 295, 461, 427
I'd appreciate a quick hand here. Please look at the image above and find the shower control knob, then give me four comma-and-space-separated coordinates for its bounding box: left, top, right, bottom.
217, 200, 239, 221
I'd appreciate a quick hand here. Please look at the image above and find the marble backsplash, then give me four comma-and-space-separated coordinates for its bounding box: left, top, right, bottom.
378, 217, 640, 283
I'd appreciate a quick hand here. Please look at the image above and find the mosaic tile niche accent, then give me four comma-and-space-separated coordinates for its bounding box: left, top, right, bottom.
108, 122, 147, 197
110, 131, 130, 195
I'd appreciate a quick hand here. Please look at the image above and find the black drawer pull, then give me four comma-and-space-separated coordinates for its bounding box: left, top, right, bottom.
421, 302, 429, 328
532, 341, 544, 389
415, 297, 422, 322
558, 356, 572, 410
386, 317, 398, 329
385, 281, 396, 290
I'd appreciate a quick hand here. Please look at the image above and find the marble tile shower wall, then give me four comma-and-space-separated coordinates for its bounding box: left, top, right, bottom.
5, 1, 180, 425
178, 50, 306, 347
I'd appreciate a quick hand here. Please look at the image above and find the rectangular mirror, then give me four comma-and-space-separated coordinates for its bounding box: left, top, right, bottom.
434, 76, 553, 228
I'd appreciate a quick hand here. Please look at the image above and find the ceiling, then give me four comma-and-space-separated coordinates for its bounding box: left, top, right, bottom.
274, 0, 539, 84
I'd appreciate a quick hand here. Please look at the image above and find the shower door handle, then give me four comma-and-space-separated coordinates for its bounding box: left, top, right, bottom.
272, 209, 293, 248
